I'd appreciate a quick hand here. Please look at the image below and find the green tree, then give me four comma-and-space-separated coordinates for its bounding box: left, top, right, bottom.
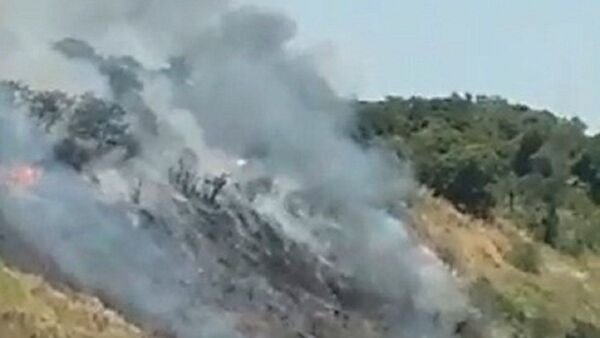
543, 197, 560, 247
429, 146, 500, 217
513, 130, 545, 177
573, 135, 600, 203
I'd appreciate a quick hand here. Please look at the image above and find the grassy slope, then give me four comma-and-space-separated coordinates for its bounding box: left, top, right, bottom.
411, 191, 600, 338
0, 260, 143, 338
2, 192, 598, 338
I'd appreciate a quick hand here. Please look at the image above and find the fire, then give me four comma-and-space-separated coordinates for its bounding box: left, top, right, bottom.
7, 164, 43, 188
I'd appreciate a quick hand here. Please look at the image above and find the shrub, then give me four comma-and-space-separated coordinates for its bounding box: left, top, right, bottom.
507, 239, 541, 274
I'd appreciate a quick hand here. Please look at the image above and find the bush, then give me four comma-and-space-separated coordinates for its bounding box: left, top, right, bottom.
427, 147, 500, 217
507, 239, 541, 274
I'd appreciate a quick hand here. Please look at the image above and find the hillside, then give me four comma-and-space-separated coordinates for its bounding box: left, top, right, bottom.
1, 1, 598, 337
0, 260, 143, 338
2, 90, 600, 338
357, 95, 600, 254
412, 191, 600, 338
2, 191, 599, 338
357, 95, 600, 338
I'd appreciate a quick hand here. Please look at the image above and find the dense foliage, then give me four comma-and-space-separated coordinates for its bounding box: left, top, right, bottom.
357, 94, 600, 254
2, 81, 138, 170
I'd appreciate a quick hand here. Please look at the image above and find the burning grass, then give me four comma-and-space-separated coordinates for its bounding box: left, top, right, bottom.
1, 164, 43, 190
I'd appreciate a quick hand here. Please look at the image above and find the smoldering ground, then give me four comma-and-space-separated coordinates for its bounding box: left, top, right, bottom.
0, 92, 243, 338
0, 1, 473, 337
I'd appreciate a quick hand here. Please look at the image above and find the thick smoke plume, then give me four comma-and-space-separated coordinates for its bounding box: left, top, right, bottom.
0, 1, 471, 337
0, 92, 242, 337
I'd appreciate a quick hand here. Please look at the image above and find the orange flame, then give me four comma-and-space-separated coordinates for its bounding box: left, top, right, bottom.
7, 165, 43, 188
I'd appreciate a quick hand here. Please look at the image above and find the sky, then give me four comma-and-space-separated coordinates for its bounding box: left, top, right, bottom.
240, 0, 600, 130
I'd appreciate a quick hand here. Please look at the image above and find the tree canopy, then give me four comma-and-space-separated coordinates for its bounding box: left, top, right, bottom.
357, 94, 600, 254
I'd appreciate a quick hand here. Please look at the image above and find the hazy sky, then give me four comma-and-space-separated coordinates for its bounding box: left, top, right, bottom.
240, 0, 599, 130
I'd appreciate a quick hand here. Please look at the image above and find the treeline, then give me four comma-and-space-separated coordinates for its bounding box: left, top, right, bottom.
356, 94, 600, 254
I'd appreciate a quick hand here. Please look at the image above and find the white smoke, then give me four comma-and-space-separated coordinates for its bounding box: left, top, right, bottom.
0, 1, 471, 337
0, 92, 242, 338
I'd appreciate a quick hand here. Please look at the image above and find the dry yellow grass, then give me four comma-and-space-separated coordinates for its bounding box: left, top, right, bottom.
411, 191, 600, 337
0, 261, 144, 338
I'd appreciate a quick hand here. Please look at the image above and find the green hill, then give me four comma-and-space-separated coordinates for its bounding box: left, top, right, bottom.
357, 94, 600, 255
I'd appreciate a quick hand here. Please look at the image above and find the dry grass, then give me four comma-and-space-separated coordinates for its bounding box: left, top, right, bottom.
0, 261, 144, 338
411, 191, 600, 337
